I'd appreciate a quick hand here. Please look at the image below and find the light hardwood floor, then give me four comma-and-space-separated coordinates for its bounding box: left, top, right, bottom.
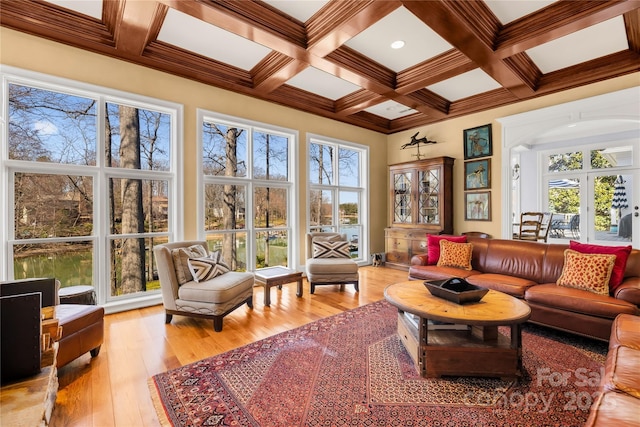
51, 266, 409, 427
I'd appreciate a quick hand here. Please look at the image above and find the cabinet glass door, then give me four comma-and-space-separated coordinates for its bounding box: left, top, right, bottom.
393, 172, 412, 223
418, 168, 440, 225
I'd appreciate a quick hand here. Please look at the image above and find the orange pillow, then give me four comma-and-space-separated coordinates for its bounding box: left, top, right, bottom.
437, 240, 473, 270
557, 249, 616, 295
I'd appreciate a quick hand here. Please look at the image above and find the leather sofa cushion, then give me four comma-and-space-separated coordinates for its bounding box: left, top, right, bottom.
609, 314, 640, 351
466, 273, 537, 298
525, 284, 638, 319
480, 239, 548, 283
585, 390, 640, 427
55, 304, 105, 337
407, 265, 480, 281
178, 272, 254, 304
603, 345, 640, 398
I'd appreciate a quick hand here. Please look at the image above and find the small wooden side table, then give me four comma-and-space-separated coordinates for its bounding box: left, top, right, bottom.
255, 267, 303, 306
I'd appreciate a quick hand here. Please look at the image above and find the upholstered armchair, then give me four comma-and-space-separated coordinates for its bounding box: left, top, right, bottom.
153, 241, 254, 332
305, 232, 359, 294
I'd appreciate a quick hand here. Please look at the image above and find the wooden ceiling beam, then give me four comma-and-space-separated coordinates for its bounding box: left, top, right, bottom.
403, 0, 537, 98
110, 0, 167, 56
251, 52, 309, 93
334, 90, 386, 116
496, 0, 640, 58
306, 0, 402, 57
396, 50, 476, 94
624, 8, 640, 53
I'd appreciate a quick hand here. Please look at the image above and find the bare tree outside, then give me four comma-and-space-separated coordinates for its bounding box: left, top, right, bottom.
118, 106, 146, 294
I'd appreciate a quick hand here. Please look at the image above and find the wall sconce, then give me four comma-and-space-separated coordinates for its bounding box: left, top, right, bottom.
512, 163, 520, 180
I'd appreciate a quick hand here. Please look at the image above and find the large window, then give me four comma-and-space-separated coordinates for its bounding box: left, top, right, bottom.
1, 68, 181, 308
308, 135, 368, 261
199, 111, 296, 271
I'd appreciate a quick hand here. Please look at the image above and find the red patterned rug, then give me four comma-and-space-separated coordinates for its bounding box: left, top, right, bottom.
149, 300, 607, 426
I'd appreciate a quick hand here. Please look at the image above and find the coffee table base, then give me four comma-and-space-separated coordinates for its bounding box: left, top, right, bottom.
397, 313, 523, 379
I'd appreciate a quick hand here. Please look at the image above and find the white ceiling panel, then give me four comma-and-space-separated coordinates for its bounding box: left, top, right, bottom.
485, 0, 556, 24
262, 0, 328, 22
344, 7, 452, 72
157, 9, 271, 71
43, 0, 103, 19
427, 69, 502, 101
365, 100, 418, 120
286, 67, 361, 100
526, 16, 629, 73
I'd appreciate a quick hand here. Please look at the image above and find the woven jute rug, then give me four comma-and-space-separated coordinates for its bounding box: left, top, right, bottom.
149, 299, 607, 426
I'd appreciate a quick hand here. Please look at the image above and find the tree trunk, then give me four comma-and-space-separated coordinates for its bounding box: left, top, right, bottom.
119, 106, 146, 293
223, 128, 238, 269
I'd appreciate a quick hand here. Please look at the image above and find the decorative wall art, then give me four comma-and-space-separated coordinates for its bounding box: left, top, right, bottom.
463, 124, 492, 160
464, 159, 491, 190
465, 191, 491, 221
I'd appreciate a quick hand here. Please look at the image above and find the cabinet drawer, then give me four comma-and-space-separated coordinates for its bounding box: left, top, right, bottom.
386, 250, 409, 264
411, 239, 428, 255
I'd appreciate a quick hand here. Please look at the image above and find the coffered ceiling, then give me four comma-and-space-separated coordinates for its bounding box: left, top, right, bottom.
2, 0, 639, 134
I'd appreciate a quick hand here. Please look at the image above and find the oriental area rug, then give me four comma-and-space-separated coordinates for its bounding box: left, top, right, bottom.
149, 300, 607, 426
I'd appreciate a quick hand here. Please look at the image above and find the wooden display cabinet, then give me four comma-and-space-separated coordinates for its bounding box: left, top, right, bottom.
385, 157, 454, 270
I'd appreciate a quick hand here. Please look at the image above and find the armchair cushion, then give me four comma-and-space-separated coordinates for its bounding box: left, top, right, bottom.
312, 240, 350, 258
172, 245, 208, 285
188, 251, 230, 282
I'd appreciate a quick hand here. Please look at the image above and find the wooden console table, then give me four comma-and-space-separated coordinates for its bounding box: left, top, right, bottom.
1, 343, 58, 426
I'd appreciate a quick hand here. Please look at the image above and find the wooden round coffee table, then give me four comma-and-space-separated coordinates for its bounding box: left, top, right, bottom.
384, 280, 531, 379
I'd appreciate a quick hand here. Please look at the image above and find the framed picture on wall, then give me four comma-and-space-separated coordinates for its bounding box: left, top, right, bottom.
465, 191, 491, 221
463, 124, 492, 159
464, 159, 491, 190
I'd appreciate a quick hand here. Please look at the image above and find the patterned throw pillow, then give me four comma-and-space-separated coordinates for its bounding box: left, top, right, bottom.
172, 245, 208, 285
188, 251, 230, 283
426, 234, 467, 265
436, 239, 473, 270
569, 241, 632, 291
312, 240, 351, 258
557, 249, 617, 296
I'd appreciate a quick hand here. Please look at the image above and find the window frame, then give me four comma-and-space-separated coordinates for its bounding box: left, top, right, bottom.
1, 66, 183, 312
306, 134, 369, 263
196, 110, 298, 271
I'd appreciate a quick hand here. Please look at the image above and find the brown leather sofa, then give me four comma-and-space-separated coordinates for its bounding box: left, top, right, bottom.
584, 313, 640, 426
409, 238, 640, 341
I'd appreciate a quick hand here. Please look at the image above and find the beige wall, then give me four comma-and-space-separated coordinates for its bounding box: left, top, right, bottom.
2, 28, 639, 262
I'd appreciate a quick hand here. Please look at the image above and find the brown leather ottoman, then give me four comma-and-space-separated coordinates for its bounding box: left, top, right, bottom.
55, 304, 104, 368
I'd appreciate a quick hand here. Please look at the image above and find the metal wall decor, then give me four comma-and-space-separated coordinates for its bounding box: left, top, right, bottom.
402, 132, 437, 160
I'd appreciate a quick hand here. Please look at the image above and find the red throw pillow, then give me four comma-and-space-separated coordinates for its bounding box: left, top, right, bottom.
426, 234, 467, 265
569, 241, 632, 291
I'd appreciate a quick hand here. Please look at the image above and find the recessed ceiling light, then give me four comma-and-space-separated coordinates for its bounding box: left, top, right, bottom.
390, 40, 405, 49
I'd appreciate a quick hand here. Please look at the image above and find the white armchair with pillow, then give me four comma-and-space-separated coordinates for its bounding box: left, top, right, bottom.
153, 241, 254, 332
305, 232, 359, 294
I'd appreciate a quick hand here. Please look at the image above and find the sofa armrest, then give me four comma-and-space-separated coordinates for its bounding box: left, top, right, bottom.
614, 277, 640, 308
411, 253, 429, 266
